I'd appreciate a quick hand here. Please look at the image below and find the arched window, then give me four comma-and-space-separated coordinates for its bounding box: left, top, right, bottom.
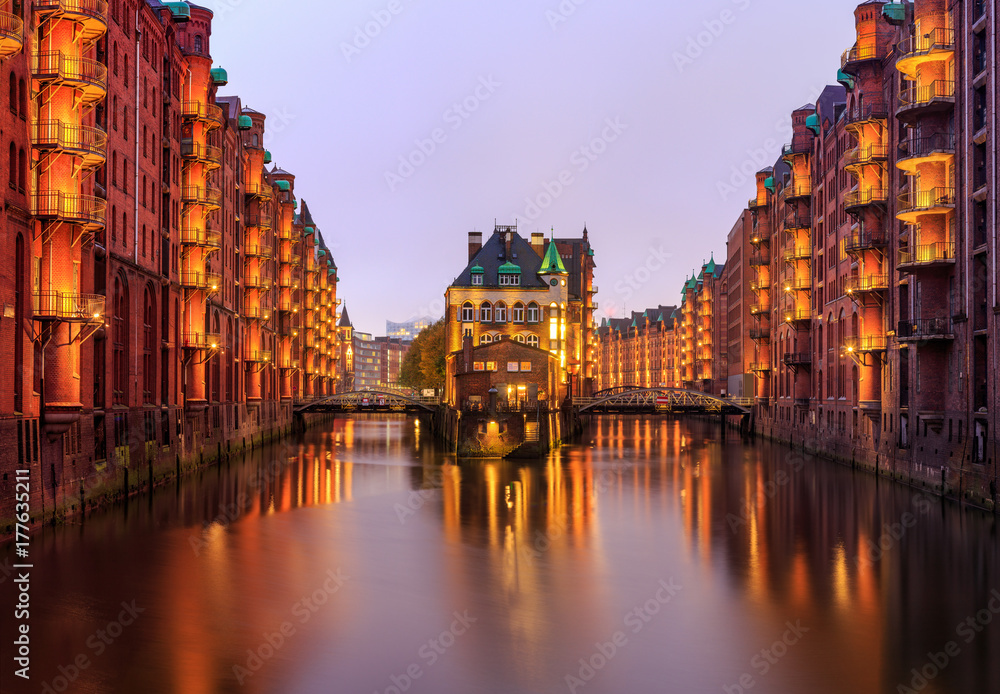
494, 302, 507, 323
113, 95, 118, 130
515, 334, 525, 343
461, 302, 473, 322
226, 316, 234, 401
252, 134, 259, 146
194, 35, 203, 53
142, 125, 147, 158
111, 205, 117, 244
17, 148, 25, 191
122, 210, 127, 246
111, 151, 117, 187
527, 335, 539, 348
122, 106, 128, 140
479, 302, 492, 323
526, 302, 539, 323
18, 78, 26, 117
113, 274, 129, 405
143, 286, 156, 403
512, 302, 524, 323
8, 74, 14, 113
8, 142, 15, 187
141, 224, 146, 257
479, 333, 493, 345
123, 55, 129, 86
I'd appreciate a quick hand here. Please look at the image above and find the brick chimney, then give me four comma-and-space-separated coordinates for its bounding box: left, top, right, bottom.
531, 232, 544, 258
468, 232, 482, 261
462, 332, 473, 372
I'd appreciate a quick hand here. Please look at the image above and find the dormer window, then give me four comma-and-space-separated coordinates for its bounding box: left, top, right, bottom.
470, 264, 484, 285
498, 261, 520, 285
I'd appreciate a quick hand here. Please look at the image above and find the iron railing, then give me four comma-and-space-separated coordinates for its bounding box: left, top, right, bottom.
32, 191, 106, 227
897, 317, 954, 340
897, 187, 956, 214
32, 120, 107, 162
844, 274, 890, 293
32, 291, 105, 322
897, 242, 956, 267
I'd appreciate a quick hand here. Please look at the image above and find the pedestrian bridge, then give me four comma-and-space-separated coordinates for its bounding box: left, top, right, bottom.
574, 388, 752, 415
294, 391, 439, 415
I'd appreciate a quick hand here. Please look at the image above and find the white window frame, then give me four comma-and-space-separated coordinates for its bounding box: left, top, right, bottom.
495, 303, 507, 322
480, 303, 492, 323
480, 333, 493, 345
461, 303, 474, 322
527, 334, 539, 348
526, 303, 539, 323
471, 274, 483, 286
512, 304, 524, 323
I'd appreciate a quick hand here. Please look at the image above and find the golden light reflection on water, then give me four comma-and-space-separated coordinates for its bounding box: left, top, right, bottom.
9, 416, 1000, 694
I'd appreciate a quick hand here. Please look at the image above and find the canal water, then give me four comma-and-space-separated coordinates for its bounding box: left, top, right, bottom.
2, 416, 999, 694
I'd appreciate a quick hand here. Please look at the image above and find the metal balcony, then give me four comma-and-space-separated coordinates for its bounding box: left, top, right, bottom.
180, 101, 224, 130
748, 195, 767, 211
32, 192, 106, 230
0, 11, 24, 58
242, 306, 270, 321
781, 133, 813, 160
243, 275, 272, 291
845, 230, 888, 254
844, 188, 888, 213
244, 349, 271, 363
179, 271, 222, 292
783, 309, 812, 325
783, 246, 811, 263
781, 278, 811, 292
277, 301, 300, 313
896, 187, 955, 222
245, 182, 274, 201
749, 254, 770, 267
843, 335, 888, 354
31, 50, 107, 104
841, 34, 888, 73
845, 274, 890, 295
749, 327, 771, 342
181, 186, 222, 209
278, 358, 300, 370
896, 133, 955, 173
845, 144, 889, 169
784, 211, 812, 232
244, 213, 272, 230
897, 80, 955, 120
897, 242, 956, 270
844, 100, 889, 129
897, 317, 954, 341
32, 1, 107, 43
180, 226, 222, 250
782, 182, 812, 201
32, 120, 107, 167
749, 231, 770, 246
783, 352, 812, 367
279, 252, 301, 266
244, 243, 272, 259
32, 291, 105, 322
180, 142, 223, 170
896, 28, 955, 77
182, 332, 223, 351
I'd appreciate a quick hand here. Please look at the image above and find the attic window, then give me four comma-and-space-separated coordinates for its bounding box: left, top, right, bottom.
499, 274, 519, 286
472, 274, 483, 286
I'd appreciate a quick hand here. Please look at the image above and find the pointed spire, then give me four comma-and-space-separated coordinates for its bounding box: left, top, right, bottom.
539, 236, 568, 275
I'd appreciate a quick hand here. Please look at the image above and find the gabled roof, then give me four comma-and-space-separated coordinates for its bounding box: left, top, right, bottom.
540, 238, 568, 275
300, 199, 316, 227
451, 230, 548, 288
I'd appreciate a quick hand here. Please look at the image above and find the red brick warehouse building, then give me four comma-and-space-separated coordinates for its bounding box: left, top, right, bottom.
0, 1, 342, 528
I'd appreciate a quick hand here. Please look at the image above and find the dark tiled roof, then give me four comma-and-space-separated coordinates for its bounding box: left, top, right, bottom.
300, 199, 316, 226
338, 305, 352, 328
452, 231, 548, 288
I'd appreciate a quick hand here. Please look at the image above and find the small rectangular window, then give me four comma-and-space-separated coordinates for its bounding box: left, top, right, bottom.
520, 362, 532, 372
473, 361, 485, 372
507, 362, 519, 372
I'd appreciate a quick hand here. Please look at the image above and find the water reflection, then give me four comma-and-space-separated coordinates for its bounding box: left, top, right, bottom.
2, 415, 998, 694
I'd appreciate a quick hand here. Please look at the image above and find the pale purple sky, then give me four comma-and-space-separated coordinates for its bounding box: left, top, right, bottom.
201, 0, 858, 334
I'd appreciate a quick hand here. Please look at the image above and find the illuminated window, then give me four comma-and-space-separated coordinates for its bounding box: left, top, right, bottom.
520, 362, 532, 372
461, 302, 474, 322
526, 302, 539, 322
512, 302, 524, 323
486, 361, 498, 372
480, 333, 493, 345
515, 334, 525, 343
473, 361, 485, 372
495, 302, 507, 323
480, 302, 492, 323
527, 335, 539, 348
